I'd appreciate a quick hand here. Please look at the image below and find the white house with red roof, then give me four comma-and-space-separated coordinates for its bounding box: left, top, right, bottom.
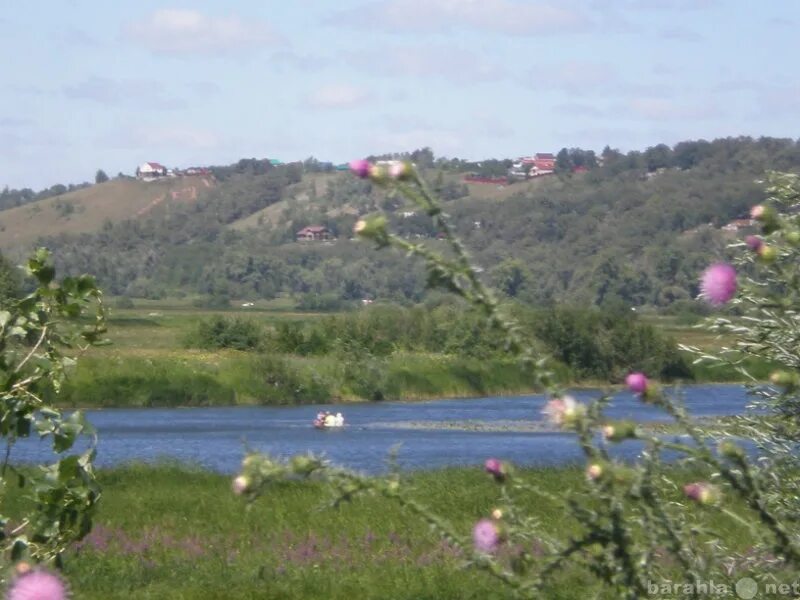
136, 162, 168, 180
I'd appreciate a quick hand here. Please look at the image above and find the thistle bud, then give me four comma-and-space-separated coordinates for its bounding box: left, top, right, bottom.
586, 463, 603, 481
770, 370, 799, 389
369, 163, 388, 183
758, 245, 777, 263
750, 204, 770, 220
718, 440, 744, 460
353, 215, 389, 246
389, 161, 413, 180
785, 231, 800, 246
683, 482, 719, 505
602, 421, 637, 443
290, 454, 316, 475
232, 475, 251, 495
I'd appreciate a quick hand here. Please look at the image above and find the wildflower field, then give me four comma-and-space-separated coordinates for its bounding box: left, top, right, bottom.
3, 462, 756, 600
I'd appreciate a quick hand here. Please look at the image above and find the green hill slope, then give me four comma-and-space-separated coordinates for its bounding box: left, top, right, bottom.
3, 137, 800, 307
0, 176, 214, 250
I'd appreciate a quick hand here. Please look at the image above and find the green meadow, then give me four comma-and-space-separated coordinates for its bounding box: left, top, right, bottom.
3, 463, 760, 599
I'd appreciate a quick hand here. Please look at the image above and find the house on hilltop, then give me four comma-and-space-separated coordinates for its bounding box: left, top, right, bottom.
136, 162, 168, 180
533, 153, 555, 172
516, 153, 556, 177
296, 225, 333, 242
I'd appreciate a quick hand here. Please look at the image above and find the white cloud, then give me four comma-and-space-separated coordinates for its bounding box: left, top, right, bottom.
329, 0, 592, 35
525, 61, 621, 94
306, 84, 370, 109
659, 26, 704, 42
63, 77, 186, 109
105, 126, 222, 151
347, 44, 504, 83
628, 97, 719, 120
124, 9, 282, 55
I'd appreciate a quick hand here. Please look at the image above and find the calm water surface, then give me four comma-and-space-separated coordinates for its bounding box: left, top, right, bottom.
13, 384, 754, 473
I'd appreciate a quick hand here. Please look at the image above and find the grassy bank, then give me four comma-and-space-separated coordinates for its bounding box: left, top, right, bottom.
58, 352, 550, 407
51, 305, 764, 408
2, 463, 759, 599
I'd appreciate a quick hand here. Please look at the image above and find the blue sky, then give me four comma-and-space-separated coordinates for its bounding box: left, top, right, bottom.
1, 0, 798, 188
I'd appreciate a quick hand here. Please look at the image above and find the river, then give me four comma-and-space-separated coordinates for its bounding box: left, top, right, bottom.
12, 384, 755, 473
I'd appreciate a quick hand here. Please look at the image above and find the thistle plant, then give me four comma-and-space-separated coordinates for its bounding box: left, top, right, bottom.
0, 248, 106, 580
236, 164, 800, 597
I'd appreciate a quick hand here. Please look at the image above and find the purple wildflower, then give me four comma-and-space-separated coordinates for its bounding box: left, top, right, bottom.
683, 482, 719, 505
700, 263, 737, 306
625, 372, 648, 395
348, 159, 371, 179
745, 235, 763, 252
484, 458, 505, 479
7, 568, 68, 600
473, 519, 500, 553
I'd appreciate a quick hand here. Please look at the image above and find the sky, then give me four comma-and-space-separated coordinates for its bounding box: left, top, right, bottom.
1, 0, 798, 189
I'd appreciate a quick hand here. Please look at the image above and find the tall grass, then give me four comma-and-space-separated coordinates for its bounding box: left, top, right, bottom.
0, 463, 758, 599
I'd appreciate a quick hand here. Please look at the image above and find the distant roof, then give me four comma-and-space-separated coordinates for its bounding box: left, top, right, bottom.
297, 225, 329, 234
535, 153, 555, 160
145, 162, 166, 170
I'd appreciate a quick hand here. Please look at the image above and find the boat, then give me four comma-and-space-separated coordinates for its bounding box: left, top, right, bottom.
314, 412, 345, 429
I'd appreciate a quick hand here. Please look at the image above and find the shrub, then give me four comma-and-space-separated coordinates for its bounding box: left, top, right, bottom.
184, 315, 263, 350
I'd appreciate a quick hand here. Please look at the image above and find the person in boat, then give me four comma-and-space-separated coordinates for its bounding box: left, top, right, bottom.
324, 412, 336, 427
334, 412, 344, 427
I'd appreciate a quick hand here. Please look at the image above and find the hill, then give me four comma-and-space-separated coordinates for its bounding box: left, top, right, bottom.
0, 176, 214, 250
3, 136, 800, 308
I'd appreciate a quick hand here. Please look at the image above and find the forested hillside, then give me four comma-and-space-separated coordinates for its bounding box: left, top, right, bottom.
4, 136, 800, 308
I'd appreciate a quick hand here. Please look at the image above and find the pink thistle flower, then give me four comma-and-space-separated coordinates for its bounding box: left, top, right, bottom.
745, 235, 763, 252
472, 519, 500, 553
348, 159, 371, 179
625, 372, 648, 394
683, 482, 719, 505
700, 263, 737, 306
484, 458, 508, 482
7, 568, 68, 600
542, 395, 580, 426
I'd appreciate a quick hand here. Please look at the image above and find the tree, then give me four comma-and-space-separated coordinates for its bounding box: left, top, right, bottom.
0, 252, 19, 308
95, 169, 109, 184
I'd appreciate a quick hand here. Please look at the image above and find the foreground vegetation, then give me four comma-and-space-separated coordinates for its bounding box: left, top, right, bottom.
0, 463, 763, 600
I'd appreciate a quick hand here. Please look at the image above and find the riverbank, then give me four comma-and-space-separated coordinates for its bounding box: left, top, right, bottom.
52, 306, 770, 409
5, 463, 756, 599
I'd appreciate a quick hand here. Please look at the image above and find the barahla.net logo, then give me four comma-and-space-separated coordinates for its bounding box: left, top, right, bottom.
648, 577, 800, 598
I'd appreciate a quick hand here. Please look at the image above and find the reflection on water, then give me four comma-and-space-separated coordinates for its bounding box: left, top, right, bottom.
14, 384, 754, 473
